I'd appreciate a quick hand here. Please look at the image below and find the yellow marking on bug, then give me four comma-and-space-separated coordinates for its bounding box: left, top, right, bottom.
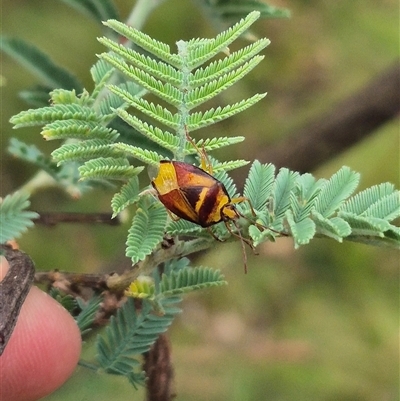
152, 162, 179, 195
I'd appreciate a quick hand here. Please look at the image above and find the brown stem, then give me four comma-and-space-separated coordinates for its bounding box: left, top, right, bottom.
34, 212, 120, 226
258, 61, 400, 172
144, 334, 175, 401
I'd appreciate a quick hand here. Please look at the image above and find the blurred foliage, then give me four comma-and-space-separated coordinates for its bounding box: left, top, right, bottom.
1, 0, 399, 400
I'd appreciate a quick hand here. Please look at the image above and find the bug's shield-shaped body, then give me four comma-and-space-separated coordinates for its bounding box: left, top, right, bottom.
151, 161, 231, 227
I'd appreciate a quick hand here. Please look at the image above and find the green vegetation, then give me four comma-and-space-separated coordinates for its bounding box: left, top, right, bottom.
1, 0, 398, 400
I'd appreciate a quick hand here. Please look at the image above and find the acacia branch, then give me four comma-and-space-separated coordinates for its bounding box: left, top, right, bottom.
34, 212, 119, 226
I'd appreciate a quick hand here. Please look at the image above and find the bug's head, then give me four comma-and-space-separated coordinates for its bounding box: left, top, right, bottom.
221, 203, 240, 221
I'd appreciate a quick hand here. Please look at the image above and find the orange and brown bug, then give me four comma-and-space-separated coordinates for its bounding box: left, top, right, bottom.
151, 160, 265, 272
151, 161, 241, 227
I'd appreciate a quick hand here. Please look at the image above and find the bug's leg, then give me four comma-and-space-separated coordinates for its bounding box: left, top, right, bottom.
207, 227, 225, 242
231, 196, 288, 236
184, 125, 213, 174
224, 220, 250, 274
230, 196, 257, 217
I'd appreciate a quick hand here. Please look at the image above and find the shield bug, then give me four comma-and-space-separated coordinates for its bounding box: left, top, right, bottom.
151, 160, 279, 272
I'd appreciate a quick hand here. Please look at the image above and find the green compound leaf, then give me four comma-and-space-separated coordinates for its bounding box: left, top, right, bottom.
125, 200, 168, 264
340, 182, 396, 215
113, 143, 164, 166
96, 297, 181, 383
111, 176, 140, 217
42, 120, 119, 141
285, 210, 315, 248
166, 218, 206, 237
102, 20, 180, 67
185, 11, 261, 68
311, 211, 351, 242
51, 139, 121, 164
159, 267, 227, 296
315, 167, 360, 218
98, 36, 183, 85
244, 160, 275, 210
76, 295, 103, 336
273, 168, 299, 219
339, 212, 391, 236
189, 41, 269, 86
79, 157, 144, 181
115, 109, 179, 153
184, 136, 245, 156
10, 104, 101, 128
0, 192, 39, 244
362, 191, 400, 221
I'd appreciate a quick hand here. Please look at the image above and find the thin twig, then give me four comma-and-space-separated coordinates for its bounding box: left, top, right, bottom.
34, 212, 120, 226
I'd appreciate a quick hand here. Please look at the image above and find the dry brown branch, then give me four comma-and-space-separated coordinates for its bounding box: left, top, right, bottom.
258, 61, 400, 172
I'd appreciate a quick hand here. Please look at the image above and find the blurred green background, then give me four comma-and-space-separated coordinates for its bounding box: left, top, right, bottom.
1, 0, 399, 400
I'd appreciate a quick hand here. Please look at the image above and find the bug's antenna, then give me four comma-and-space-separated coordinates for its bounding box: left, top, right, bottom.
224, 220, 251, 274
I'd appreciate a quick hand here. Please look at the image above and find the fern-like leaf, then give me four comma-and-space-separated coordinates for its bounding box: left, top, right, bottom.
186, 94, 266, 130
108, 86, 179, 129
185, 56, 264, 109
212, 159, 249, 173
0, 192, 39, 244
213, 168, 239, 199
189, 40, 270, 86
115, 109, 179, 152
285, 210, 315, 248
243, 160, 275, 210
100, 55, 183, 106
96, 297, 181, 379
315, 167, 360, 218
340, 183, 396, 215
185, 11, 261, 68
362, 191, 400, 221
125, 200, 167, 264
273, 168, 299, 219
97, 81, 146, 118
166, 218, 206, 237
111, 177, 140, 217
185, 136, 245, 155
312, 211, 351, 242
79, 157, 143, 180
102, 20, 181, 66
159, 267, 227, 296
76, 295, 103, 335
98, 37, 183, 85
90, 58, 115, 88
42, 120, 119, 141
339, 212, 391, 236
51, 139, 120, 164
10, 104, 101, 128
113, 143, 164, 166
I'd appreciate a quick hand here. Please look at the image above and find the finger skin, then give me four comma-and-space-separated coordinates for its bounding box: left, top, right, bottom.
0, 258, 82, 401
